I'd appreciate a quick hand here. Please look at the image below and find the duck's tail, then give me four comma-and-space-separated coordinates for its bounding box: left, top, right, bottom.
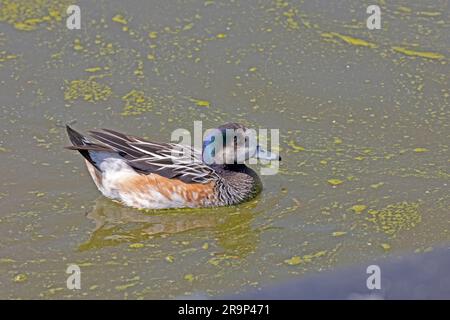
66, 125, 90, 148
65, 125, 114, 170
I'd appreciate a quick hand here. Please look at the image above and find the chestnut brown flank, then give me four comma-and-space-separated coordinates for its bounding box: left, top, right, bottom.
118, 173, 216, 204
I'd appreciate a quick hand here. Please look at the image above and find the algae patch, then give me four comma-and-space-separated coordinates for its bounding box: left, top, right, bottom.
284, 256, 301, 265
322, 32, 377, 48
0, 51, 18, 63
64, 78, 112, 103
112, 14, 127, 25
350, 204, 367, 214
13, 273, 28, 283
287, 140, 305, 152
367, 202, 421, 236
0, 0, 67, 31
148, 31, 158, 39
84, 67, 103, 73
189, 98, 210, 107
129, 243, 144, 249
184, 274, 195, 282
327, 179, 343, 186
284, 250, 327, 266
392, 47, 444, 60
115, 282, 138, 291
121, 89, 153, 116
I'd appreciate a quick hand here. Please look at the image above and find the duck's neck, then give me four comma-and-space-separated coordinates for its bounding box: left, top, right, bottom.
217, 163, 248, 172
210, 164, 262, 205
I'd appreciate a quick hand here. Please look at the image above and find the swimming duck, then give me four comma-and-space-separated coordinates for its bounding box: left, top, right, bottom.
65, 123, 280, 209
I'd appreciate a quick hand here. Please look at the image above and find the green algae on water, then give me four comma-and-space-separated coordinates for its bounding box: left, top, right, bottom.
115, 282, 138, 291
189, 97, 210, 107
129, 243, 144, 249
392, 46, 444, 60
287, 140, 305, 152
284, 250, 327, 266
0, 51, 18, 63
121, 89, 153, 116
367, 202, 421, 236
350, 204, 367, 214
322, 32, 377, 48
327, 179, 343, 186
284, 256, 301, 265
184, 274, 195, 282
0, 0, 67, 31
111, 14, 127, 25
13, 273, 28, 283
64, 78, 112, 103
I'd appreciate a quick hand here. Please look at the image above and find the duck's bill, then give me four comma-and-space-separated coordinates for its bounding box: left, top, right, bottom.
255, 146, 281, 161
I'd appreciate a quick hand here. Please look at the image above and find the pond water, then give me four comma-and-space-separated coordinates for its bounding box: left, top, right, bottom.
0, 0, 449, 299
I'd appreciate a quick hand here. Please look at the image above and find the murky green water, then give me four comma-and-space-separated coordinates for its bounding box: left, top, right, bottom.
0, 0, 449, 299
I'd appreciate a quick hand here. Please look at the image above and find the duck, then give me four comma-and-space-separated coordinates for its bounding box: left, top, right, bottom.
65, 123, 280, 209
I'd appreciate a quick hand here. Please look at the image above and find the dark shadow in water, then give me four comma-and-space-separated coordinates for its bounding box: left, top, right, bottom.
230, 246, 450, 299
77, 195, 278, 257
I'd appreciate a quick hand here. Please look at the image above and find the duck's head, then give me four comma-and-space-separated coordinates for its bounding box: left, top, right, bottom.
202, 122, 280, 165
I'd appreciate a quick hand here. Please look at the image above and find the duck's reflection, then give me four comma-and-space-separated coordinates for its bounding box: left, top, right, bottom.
78, 197, 263, 256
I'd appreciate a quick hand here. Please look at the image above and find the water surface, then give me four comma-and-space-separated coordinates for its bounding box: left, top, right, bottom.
0, 0, 449, 299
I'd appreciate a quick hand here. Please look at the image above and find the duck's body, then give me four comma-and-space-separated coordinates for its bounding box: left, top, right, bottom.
83, 157, 261, 209
66, 125, 270, 209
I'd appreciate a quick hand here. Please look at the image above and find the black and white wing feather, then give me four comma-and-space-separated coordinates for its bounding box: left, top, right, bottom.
88, 128, 219, 184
